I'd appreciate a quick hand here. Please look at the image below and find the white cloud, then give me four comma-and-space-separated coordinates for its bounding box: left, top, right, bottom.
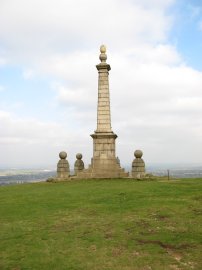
0, 110, 64, 146
0, 0, 174, 64
0, 110, 89, 168
53, 84, 95, 109
109, 53, 202, 163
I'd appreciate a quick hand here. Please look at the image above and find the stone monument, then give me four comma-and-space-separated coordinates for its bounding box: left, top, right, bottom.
131, 150, 145, 179
57, 151, 70, 179
74, 153, 85, 175
77, 45, 128, 178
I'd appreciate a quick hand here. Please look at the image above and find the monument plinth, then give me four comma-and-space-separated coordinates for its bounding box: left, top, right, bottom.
131, 150, 146, 179
57, 151, 70, 179
77, 45, 128, 178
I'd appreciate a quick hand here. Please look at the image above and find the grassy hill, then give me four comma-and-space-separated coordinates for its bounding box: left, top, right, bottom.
0, 178, 202, 270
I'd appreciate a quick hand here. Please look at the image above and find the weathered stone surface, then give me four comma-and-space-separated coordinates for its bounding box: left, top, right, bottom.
77, 45, 128, 179
131, 150, 145, 179
74, 153, 85, 175
57, 151, 70, 179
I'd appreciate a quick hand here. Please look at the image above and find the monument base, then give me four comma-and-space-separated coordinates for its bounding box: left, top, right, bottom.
77, 157, 128, 178
77, 132, 128, 179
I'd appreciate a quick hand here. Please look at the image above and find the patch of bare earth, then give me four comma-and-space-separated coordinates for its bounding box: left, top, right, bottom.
137, 239, 193, 265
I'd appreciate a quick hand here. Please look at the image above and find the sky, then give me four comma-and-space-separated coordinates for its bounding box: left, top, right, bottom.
0, 0, 202, 169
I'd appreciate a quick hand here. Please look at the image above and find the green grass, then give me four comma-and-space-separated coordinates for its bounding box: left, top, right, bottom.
0, 178, 202, 270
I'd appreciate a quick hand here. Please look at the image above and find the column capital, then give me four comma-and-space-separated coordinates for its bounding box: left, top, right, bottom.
97, 45, 111, 71
96, 63, 111, 71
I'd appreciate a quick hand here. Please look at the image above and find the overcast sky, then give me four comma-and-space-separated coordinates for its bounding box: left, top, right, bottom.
0, 0, 202, 169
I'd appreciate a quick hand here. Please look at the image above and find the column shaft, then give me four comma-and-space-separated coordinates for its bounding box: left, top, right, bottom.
96, 66, 112, 133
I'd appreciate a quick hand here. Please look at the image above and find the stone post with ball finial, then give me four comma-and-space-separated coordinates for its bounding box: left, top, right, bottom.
57, 151, 70, 179
131, 150, 145, 179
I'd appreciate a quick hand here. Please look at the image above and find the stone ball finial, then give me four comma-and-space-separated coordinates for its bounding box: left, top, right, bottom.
59, 151, 67, 159
100, 45, 106, 53
99, 44, 107, 62
76, 153, 82, 160
134, 150, 143, 158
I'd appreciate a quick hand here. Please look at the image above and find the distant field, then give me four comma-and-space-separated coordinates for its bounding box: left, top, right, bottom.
0, 178, 202, 270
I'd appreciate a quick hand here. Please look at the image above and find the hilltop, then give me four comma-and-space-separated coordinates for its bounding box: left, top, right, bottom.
0, 178, 202, 269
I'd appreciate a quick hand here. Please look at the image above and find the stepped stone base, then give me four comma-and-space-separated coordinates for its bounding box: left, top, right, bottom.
77, 157, 129, 179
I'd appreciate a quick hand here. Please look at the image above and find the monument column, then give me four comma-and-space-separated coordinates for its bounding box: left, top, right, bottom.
77, 45, 128, 178
96, 45, 112, 133
91, 45, 117, 161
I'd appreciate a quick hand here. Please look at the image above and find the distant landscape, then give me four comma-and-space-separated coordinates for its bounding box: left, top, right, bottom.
0, 169, 56, 186
0, 165, 202, 185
